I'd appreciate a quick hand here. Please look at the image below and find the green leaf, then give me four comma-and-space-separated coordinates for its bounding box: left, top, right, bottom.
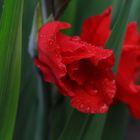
102, 1, 133, 140
111, 0, 125, 27
82, 114, 107, 140
0, 0, 23, 139
60, 0, 77, 35
58, 109, 89, 140
13, 0, 47, 140
51, 94, 68, 140
0, 0, 4, 18
102, 104, 129, 140
75, 0, 112, 34
106, 0, 133, 73
128, 0, 140, 28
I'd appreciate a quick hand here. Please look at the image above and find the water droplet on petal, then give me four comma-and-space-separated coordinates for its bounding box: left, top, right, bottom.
89, 89, 98, 96
71, 36, 80, 41
108, 91, 115, 98
99, 104, 108, 113
93, 90, 98, 94
48, 39, 54, 45
86, 107, 91, 112
79, 104, 84, 109
112, 80, 115, 84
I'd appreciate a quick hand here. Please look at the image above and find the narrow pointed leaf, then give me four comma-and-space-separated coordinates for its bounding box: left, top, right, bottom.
102, 104, 129, 140
82, 114, 107, 140
0, 0, 23, 139
58, 109, 89, 140
102, 1, 133, 140
13, 0, 47, 140
106, 0, 133, 73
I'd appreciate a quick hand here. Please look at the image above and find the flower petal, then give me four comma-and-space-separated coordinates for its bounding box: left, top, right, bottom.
36, 22, 71, 83
124, 22, 140, 45
70, 73, 116, 114
57, 33, 114, 66
80, 7, 112, 46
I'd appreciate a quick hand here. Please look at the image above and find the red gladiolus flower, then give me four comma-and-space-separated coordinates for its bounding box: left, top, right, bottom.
81, 6, 140, 118
116, 22, 140, 119
34, 8, 115, 114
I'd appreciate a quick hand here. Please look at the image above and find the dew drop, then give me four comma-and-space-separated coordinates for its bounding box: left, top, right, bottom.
93, 90, 98, 94
89, 89, 98, 96
108, 89, 116, 98
99, 104, 108, 113
79, 104, 84, 109
48, 39, 54, 45
112, 80, 115, 84
71, 36, 80, 41
86, 107, 91, 112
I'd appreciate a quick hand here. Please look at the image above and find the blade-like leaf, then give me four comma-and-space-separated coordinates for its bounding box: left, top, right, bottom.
111, 0, 125, 27
58, 109, 89, 140
102, 104, 129, 140
0, 0, 4, 18
128, 0, 140, 28
13, 0, 47, 140
106, 0, 133, 73
0, 0, 23, 139
60, 0, 77, 35
75, 0, 112, 34
81, 114, 107, 140
102, 1, 133, 140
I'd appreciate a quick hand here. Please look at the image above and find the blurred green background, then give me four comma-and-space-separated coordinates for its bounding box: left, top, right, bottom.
0, 0, 140, 140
